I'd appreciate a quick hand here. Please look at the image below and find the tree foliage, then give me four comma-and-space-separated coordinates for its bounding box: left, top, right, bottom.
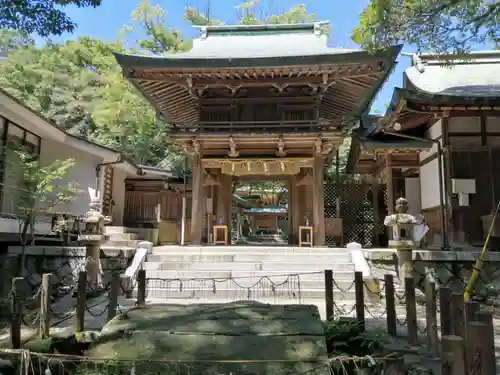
5, 144, 80, 275
0, 0, 347, 181
353, 0, 500, 54
1, 0, 102, 37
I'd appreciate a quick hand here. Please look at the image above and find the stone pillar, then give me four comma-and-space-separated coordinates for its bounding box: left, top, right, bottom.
79, 197, 110, 290
384, 197, 418, 285
312, 156, 325, 246
190, 152, 205, 245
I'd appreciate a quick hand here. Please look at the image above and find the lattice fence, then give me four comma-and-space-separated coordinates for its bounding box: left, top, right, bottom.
324, 182, 387, 247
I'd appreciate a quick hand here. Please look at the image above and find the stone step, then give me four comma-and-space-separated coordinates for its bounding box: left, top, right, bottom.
152, 245, 350, 254
142, 261, 355, 272
139, 288, 357, 300
146, 253, 352, 263
104, 233, 138, 241
100, 245, 136, 254
104, 226, 128, 234
142, 269, 356, 281
103, 240, 140, 247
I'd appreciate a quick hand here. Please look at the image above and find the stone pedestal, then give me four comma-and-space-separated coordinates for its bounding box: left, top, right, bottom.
78, 197, 111, 290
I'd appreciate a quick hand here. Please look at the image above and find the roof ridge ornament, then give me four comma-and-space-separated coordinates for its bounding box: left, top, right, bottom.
200, 27, 208, 40
314, 23, 322, 37
411, 53, 425, 73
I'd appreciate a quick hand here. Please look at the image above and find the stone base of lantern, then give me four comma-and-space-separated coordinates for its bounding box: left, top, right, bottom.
388, 240, 415, 249
389, 241, 414, 288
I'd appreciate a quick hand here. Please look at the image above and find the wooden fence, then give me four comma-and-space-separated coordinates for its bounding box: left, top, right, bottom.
10, 270, 497, 375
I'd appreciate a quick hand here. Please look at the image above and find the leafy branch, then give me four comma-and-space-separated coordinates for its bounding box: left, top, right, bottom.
353, 0, 500, 55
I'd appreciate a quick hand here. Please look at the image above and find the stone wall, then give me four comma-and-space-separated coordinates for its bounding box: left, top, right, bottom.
364, 249, 500, 303
0, 246, 134, 319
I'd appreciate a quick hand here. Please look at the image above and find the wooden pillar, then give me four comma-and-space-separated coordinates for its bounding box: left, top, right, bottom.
386, 153, 395, 214
288, 174, 299, 245
313, 156, 325, 246
217, 173, 232, 234
190, 152, 205, 245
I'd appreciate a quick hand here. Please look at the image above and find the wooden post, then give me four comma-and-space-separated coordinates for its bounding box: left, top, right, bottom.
120, 274, 132, 298
324, 270, 333, 320
40, 273, 52, 339
405, 277, 418, 345
442, 335, 467, 375
439, 287, 452, 336
190, 150, 205, 245
465, 300, 480, 324
76, 271, 87, 332
137, 269, 146, 306
107, 274, 120, 322
451, 292, 465, 338
384, 274, 397, 336
468, 321, 495, 375
386, 153, 394, 215
288, 175, 299, 245
312, 155, 325, 246
10, 277, 23, 349
354, 271, 365, 331
475, 311, 496, 375
425, 280, 439, 356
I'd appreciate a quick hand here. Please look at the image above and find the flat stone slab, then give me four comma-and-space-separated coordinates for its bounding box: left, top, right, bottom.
88, 301, 329, 375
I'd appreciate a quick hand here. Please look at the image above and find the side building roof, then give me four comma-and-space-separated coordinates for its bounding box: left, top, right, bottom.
381, 51, 500, 130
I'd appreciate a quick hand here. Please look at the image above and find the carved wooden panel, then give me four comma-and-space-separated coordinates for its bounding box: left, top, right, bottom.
102, 167, 114, 217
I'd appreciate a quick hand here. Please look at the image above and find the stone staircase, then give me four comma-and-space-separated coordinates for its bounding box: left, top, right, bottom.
102, 226, 142, 253
137, 245, 358, 311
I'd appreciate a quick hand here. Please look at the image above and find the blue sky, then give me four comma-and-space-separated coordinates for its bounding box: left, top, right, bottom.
39, 0, 419, 113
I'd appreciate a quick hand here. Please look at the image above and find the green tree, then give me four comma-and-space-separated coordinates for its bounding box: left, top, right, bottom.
5, 144, 79, 275
0, 29, 33, 56
121, 0, 191, 53
353, 0, 500, 54
0, 35, 184, 170
1, 0, 102, 37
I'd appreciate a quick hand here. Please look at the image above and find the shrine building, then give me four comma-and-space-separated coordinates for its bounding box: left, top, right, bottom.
114, 22, 401, 246
348, 51, 500, 249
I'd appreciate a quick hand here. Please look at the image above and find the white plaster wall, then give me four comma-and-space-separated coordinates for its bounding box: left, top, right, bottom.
39, 138, 103, 215
418, 120, 444, 210
419, 120, 442, 160
420, 158, 443, 209
111, 168, 126, 225
404, 177, 421, 215
449, 117, 481, 132
486, 117, 500, 132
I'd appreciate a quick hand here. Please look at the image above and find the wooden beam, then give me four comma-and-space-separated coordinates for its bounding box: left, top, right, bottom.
200, 96, 317, 104
133, 68, 382, 87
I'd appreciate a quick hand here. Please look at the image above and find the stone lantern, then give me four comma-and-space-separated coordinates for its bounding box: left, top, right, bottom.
384, 197, 419, 284
78, 196, 111, 290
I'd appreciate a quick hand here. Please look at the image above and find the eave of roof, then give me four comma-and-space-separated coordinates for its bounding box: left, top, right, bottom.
114, 45, 402, 70
116, 45, 402, 128
404, 52, 500, 98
